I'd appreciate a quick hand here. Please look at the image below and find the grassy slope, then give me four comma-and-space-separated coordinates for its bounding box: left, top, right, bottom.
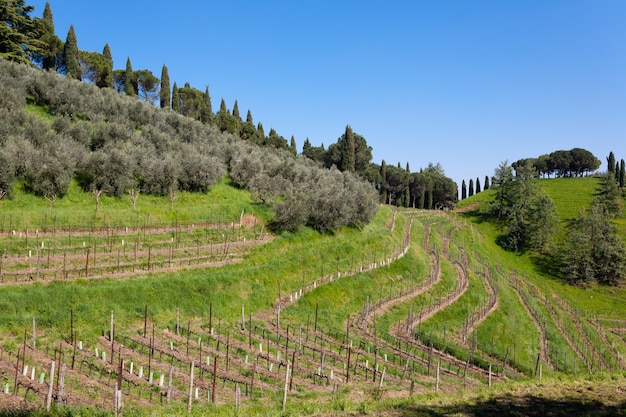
0, 178, 271, 230
449, 177, 626, 375
1, 100, 624, 413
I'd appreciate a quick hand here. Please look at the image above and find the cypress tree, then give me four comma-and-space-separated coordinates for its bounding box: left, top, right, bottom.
42, 3, 53, 30
484, 175, 490, 190
461, 180, 467, 200
171, 82, 180, 113
232, 100, 238, 116
620, 159, 625, 188
290, 136, 297, 155
160, 65, 170, 109
468, 179, 474, 197
200, 85, 213, 123
219, 98, 228, 113
476, 177, 481, 193
39, 2, 63, 71
302, 138, 312, 157
246, 109, 253, 124
607, 152, 616, 178
341, 125, 356, 172
380, 160, 388, 204
204, 86, 213, 114
426, 189, 433, 210
63, 25, 80, 80
405, 162, 411, 207
257, 122, 265, 139
96, 44, 113, 88
124, 57, 135, 96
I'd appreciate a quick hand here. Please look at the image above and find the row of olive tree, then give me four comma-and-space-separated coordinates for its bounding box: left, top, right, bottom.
229, 141, 378, 232
0, 58, 378, 231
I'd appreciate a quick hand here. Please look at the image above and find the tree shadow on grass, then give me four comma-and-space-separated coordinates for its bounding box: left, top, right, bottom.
399, 394, 626, 417
530, 253, 563, 281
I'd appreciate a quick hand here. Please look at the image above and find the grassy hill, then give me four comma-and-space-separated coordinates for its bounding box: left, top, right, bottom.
0, 174, 625, 416
1, 55, 625, 417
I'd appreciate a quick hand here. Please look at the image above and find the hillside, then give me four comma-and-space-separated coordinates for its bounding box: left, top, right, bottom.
0, 174, 624, 415
2, 4, 626, 415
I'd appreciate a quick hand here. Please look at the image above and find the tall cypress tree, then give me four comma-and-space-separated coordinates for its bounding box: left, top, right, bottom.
203, 86, 212, 114
426, 189, 433, 210
246, 109, 253, 124
38, 2, 63, 71
63, 25, 80, 80
290, 136, 297, 155
607, 152, 616, 179
404, 162, 411, 207
160, 65, 170, 109
257, 122, 265, 140
124, 57, 135, 96
97, 44, 113, 88
620, 159, 625, 188
42, 3, 53, 32
171, 82, 180, 113
476, 177, 481, 193
232, 100, 241, 120
219, 98, 228, 114
341, 125, 356, 173
468, 179, 474, 197
461, 180, 467, 200
380, 160, 388, 204
484, 175, 490, 190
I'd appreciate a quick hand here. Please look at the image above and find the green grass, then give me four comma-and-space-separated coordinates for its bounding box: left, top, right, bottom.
0, 178, 269, 231
0, 174, 625, 414
539, 177, 601, 222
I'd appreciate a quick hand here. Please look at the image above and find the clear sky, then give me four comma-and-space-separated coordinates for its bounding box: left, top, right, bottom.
29, 0, 626, 193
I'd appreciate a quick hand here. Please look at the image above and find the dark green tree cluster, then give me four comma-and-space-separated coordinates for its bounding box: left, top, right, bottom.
606, 151, 625, 189
302, 128, 457, 209
490, 160, 559, 252
406, 163, 457, 210
559, 173, 626, 285
0, 0, 42, 65
459, 175, 489, 201
489, 158, 625, 285
512, 148, 600, 178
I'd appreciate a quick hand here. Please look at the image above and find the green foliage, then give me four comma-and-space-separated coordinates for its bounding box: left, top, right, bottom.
33, 2, 63, 71
63, 25, 80, 80
0, 0, 41, 65
123, 56, 135, 95
135, 68, 159, 104
409, 165, 457, 209
558, 177, 626, 286
514, 148, 600, 178
171, 81, 180, 113
0, 58, 375, 233
159, 65, 170, 109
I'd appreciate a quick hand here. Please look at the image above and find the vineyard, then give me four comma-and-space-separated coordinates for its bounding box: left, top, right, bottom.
0, 207, 625, 415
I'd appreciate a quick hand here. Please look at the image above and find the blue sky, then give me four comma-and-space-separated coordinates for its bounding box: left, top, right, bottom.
29, 1, 626, 192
